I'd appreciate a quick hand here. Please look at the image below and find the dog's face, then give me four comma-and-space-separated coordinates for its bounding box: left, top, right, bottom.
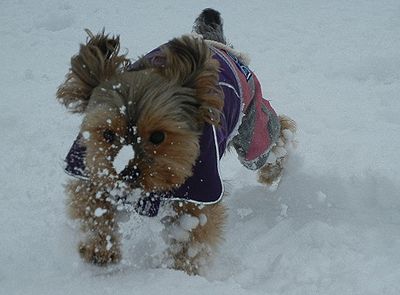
58, 33, 223, 195
80, 70, 203, 193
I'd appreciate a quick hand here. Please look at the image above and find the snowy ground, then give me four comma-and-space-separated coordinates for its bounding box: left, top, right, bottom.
1, 0, 400, 294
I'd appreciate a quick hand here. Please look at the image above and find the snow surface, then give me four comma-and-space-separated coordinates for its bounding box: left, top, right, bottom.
1, 0, 400, 294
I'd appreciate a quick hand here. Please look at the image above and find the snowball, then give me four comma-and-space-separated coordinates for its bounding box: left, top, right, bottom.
119, 105, 126, 114
94, 207, 107, 217
274, 146, 288, 158
199, 214, 207, 226
187, 246, 199, 258
97, 168, 109, 177
282, 129, 294, 141
113, 145, 135, 173
267, 175, 281, 192
106, 235, 113, 251
113, 83, 122, 90
187, 243, 201, 258
179, 214, 199, 231
82, 131, 90, 140
169, 224, 190, 242
67, 100, 82, 109
266, 151, 277, 164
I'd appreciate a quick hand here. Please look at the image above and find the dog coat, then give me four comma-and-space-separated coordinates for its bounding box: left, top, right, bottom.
64, 40, 280, 216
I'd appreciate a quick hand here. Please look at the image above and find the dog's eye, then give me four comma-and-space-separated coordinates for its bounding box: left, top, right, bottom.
103, 129, 115, 143
149, 131, 165, 145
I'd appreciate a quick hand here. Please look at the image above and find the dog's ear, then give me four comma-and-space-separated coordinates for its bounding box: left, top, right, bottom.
160, 35, 223, 125
57, 29, 128, 113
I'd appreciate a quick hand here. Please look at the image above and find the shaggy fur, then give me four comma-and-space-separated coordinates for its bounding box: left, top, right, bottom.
57, 8, 296, 275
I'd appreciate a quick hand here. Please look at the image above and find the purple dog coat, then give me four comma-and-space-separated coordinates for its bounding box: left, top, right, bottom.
167, 46, 281, 205
64, 39, 280, 216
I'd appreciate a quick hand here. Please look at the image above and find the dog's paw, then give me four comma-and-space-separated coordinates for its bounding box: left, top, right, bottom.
258, 122, 297, 188
162, 213, 200, 243
79, 235, 121, 266
161, 213, 211, 275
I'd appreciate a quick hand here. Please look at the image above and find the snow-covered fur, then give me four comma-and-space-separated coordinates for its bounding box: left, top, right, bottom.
57, 8, 296, 275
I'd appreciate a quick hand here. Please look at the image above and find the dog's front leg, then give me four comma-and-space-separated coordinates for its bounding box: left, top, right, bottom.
66, 179, 121, 265
162, 202, 226, 275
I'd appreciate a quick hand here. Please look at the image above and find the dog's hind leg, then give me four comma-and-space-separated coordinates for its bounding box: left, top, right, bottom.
66, 179, 121, 265
258, 115, 297, 187
162, 201, 227, 275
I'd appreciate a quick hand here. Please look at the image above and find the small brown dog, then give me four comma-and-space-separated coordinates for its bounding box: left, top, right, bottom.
57, 8, 296, 275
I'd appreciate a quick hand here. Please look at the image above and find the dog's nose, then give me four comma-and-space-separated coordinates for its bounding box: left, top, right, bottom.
120, 166, 140, 183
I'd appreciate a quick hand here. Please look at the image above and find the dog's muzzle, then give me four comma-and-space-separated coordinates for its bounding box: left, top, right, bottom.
120, 165, 140, 183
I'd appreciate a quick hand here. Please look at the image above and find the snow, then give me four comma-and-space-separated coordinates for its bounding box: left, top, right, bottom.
113, 145, 136, 173
82, 131, 90, 140
94, 207, 108, 217
105, 235, 113, 251
179, 214, 200, 231
1, 0, 400, 294
199, 214, 208, 226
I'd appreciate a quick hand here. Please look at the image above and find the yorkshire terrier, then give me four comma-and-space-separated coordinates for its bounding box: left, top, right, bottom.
57, 8, 296, 275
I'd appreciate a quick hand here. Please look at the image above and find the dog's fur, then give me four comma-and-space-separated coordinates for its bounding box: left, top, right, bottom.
57, 9, 296, 275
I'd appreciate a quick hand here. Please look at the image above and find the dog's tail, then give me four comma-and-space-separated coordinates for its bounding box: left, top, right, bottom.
193, 8, 226, 45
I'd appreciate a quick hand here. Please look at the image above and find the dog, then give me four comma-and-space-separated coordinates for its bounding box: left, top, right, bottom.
57, 8, 296, 275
